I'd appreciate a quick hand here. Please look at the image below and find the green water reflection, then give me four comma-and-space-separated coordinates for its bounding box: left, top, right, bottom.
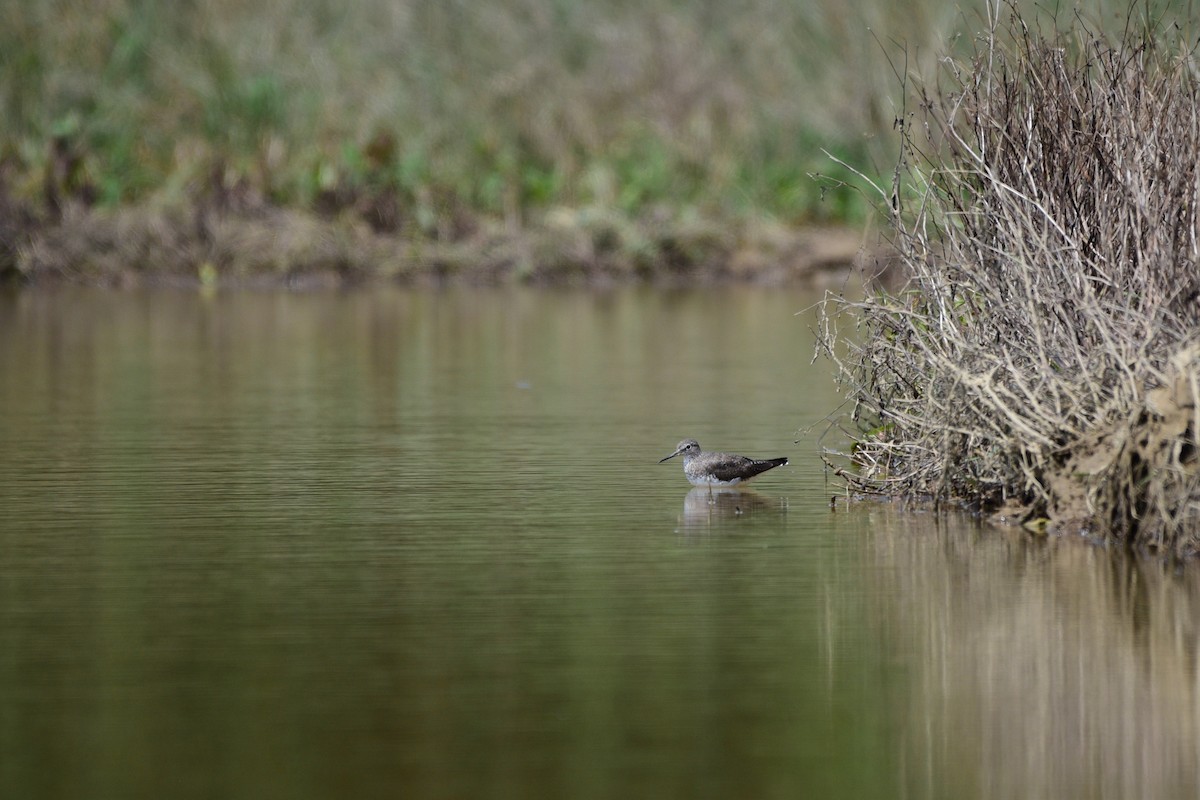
0, 287, 1197, 799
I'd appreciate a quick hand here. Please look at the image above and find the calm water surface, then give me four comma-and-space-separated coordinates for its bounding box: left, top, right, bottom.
2, 286, 1199, 799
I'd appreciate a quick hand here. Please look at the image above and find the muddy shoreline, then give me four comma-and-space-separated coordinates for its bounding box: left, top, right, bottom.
1, 193, 877, 289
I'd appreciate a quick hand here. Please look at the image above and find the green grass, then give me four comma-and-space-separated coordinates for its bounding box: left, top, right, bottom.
1, 0, 1191, 226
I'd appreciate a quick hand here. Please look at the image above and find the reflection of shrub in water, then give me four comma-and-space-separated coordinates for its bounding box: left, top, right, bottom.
820, 8, 1200, 555
858, 507, 1200, 798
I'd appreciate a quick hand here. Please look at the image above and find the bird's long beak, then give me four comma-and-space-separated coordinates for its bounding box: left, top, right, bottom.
659, 449, 682, 463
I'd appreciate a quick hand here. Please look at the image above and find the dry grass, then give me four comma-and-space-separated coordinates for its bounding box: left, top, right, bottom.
820, 2, 1200, 555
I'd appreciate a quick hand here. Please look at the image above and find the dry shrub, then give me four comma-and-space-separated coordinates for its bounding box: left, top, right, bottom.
820, 3, 1200, 555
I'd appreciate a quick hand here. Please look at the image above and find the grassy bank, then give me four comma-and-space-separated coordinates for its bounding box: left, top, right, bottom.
0, 0, 1026, 283
0, 0, 1181, 285
820, 3, 1200, 555
2, 0, 939, 211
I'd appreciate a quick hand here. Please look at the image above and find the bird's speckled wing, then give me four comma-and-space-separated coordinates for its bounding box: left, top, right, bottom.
711, 456, 788, 483
702, 454, 749, 483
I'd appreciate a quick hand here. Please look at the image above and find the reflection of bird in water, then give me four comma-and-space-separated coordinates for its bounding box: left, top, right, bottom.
659, 439, 788, 486
678, 486, 787, 533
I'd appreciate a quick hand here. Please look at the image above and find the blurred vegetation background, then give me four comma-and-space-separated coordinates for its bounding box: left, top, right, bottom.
0, 0, 1188, 232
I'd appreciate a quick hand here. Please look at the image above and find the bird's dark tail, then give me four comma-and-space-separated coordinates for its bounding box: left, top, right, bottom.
745, 457, 787, 479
